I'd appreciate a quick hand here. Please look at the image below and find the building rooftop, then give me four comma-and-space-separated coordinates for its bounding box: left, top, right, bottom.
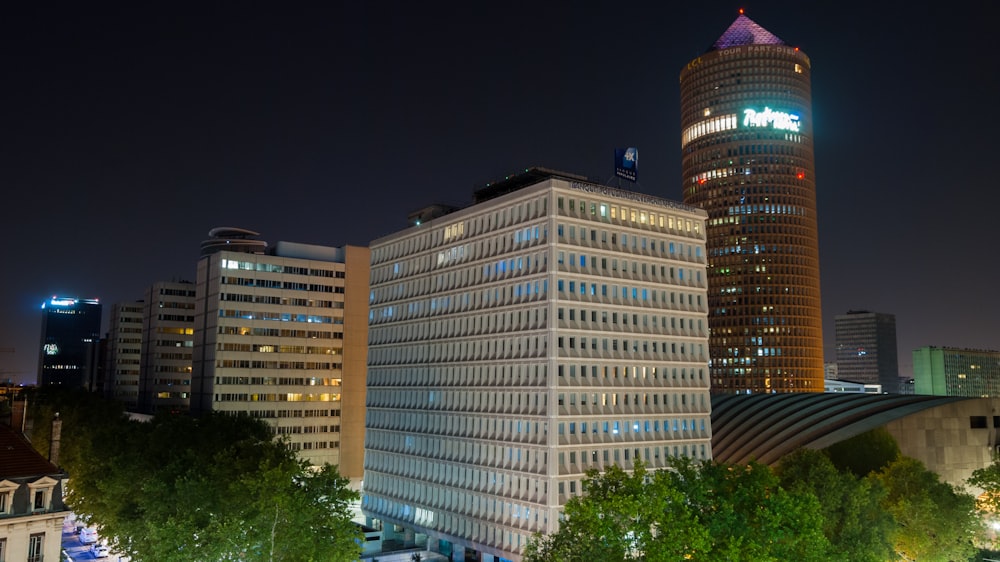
0, 424, 61, 479
711, 393, 968, 465
711, 13, 785, 51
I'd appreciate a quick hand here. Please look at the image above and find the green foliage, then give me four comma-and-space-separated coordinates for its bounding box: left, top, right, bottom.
876, 456, 982, 562
968, 460, 1000, 513
525, 462, 710, 561
25, 386, 128, 470
30, 388, 360, 562
777, 448, 895, 562
525, 458, 830, 562
825, 427, 901, 477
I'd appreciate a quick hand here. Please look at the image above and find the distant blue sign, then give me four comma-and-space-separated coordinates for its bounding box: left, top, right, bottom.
615, 147, 638, 182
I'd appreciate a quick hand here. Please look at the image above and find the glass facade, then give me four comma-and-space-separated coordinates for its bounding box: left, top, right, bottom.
37, 297, 102, 388
680, 15, 824, 394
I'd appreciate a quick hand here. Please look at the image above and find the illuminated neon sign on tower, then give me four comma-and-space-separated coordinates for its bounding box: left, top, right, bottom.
742, 107, 800, 132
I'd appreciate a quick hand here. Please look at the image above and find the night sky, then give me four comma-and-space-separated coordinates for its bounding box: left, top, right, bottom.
3, 2, 998, 384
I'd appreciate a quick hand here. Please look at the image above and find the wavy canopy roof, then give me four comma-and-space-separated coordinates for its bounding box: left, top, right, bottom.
711, 393, 970, 465
711, 14, 785, 51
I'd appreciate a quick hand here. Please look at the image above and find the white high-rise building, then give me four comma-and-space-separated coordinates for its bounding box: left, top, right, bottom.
362, 169, 712, 562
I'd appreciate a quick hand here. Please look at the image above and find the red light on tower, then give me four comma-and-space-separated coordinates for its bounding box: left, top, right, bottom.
739, 8, 744, 14
796, 172, 805, 179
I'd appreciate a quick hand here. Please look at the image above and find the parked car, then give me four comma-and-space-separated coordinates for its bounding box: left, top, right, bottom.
79, 527, 98, 544
90, 542, 110, 558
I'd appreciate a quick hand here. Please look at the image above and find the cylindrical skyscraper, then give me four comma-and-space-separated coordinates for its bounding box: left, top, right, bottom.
680, 13, 823, 393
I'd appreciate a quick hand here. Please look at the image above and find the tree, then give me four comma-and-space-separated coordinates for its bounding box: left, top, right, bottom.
675, 458, 830, 562
524, 462, 710, 562
876, 456, 982, 562
777, 448, 896, 562
825, 427, 901, 477
969, 459, 1000, 513
29, 390, 361, 562
525, 458, 830, 562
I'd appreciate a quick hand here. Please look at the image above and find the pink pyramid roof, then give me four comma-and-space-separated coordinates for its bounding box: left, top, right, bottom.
711, 14, 785, 51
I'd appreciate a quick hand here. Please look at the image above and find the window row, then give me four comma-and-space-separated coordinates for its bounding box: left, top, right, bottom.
214, 360, 340, 370
218, 325, 344, 339
216, 376, 340, 386
244, 408, 340, 418
219, 292, 342, 308
218, 309, 342, 324
220, 259, 345, 278
216, 343, 340, 355
213, 392, 341, 402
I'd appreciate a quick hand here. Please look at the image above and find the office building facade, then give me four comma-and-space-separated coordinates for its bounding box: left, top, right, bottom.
835, 310, 898, 392
37, 297, 102, 388
913, 346, 1000, 397
363, 169, 711, 562
139, 281, 197, 414
106, 301, 144, 408
680, 13, 823, 393
191, 229, 370, 477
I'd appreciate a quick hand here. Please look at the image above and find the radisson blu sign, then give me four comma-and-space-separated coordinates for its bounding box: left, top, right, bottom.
742, 107, 800, 132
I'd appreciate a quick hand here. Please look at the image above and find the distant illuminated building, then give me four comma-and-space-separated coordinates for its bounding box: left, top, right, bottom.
191, 228, 370, 479
106, 300, 144, 407
38, 297, 102, 388
913, 346, 1000, 397
139, 281, 197, 415
824, 362, 838, 380
823, 379, 881, 394
680, 12, 823, 393
835, 310, 899, 392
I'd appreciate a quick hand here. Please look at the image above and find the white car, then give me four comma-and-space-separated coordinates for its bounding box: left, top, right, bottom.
90, 542, 110, 558
79, 527, 98, 544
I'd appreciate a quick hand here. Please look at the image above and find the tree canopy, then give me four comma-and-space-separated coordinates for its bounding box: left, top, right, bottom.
525, 458, 830, 562
27, 388, 361, 562
824, 427, 901, 477
877, 456, 981, 562
776, 448, 895, 562
527, 447, 986, 562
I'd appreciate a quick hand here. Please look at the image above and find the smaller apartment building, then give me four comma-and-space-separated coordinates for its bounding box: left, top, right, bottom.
139, 281, 197, 414
191, 234, 369, 479
106, 301, 144, 408
0, 425, 68, 562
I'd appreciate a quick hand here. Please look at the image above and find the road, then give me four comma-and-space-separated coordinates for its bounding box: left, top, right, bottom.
61, 514, 126, 562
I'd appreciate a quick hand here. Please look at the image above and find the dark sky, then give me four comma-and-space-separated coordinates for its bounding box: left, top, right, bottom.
3, 2, 998, 384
